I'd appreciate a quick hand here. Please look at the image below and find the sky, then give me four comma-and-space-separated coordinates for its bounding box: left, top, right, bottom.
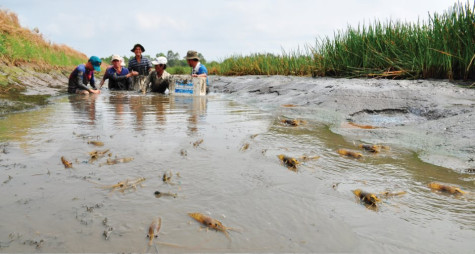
0, 0, 467, 62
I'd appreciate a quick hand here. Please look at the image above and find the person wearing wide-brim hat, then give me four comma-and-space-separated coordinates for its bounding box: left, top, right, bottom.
143, 56, 172, 94
68, 56, 102, 95
186, 50, 209, 89
128, 43, 152, 92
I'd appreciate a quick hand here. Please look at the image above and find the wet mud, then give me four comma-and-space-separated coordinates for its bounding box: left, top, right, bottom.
211, 76, 475, 171
0, 79, 474, 253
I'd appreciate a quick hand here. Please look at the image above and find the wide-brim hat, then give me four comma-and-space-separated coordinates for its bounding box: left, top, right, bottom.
131, 43, 145, 52
186, 50, 199, 60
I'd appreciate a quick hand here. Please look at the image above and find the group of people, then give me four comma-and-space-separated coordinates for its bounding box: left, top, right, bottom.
67, 43, 208, 95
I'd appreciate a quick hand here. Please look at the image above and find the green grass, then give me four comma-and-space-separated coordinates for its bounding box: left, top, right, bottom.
210, 2, 474, 80
2, 35, 84, 67
167, 66, 188, 75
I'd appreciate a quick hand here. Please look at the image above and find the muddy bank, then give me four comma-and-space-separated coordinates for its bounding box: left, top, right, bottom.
210, 76, 475, 171
0, 61, 69, 115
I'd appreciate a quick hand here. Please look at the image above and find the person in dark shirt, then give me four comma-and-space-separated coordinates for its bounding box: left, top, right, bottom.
143, 57, 171, 94
106, 55, 137, 90
68, 56, 102, 95
127, 43, 152, 92
100, 56, 128, 88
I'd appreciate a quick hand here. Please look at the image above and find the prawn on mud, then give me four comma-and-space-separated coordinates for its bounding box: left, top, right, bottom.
144, 217, 185, 253
278, 116, 307, 127
277, 154, 300, 172
61, 156, 73, 168
428, 182, 466, 196
337, 149, 363, 159
188, 212, 240, 240
358, 144, 390, 153
87, 140, 104, 146
352, 189, 381, 211
89, 177, 146, 193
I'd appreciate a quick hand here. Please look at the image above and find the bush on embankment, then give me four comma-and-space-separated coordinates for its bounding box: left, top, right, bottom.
209, 2, 475, 80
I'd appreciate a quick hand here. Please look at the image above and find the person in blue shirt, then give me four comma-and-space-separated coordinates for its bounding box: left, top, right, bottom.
99, 56, 131, 89
186, 50, 209, 93
105, 55, 136, 90
68, 56, 102, 95
186, 50, 208, 78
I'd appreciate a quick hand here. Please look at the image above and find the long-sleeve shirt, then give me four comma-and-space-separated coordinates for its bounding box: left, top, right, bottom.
106, 67, 132, 90
68, 64, 96, 93
144, 70, 171, 93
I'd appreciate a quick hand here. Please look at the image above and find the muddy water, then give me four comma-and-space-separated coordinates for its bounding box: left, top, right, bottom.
0, 91, 474, 253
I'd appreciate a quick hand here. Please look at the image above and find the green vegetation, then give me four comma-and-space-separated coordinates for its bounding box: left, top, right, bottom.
0, 9, 86, 67
0, 9, 85, 115
210, 2, 474, 80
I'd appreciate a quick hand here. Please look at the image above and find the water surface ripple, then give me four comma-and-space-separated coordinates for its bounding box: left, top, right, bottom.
0, 91, 473, 253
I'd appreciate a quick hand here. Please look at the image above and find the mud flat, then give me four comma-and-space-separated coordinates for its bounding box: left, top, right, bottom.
210, 75, 475, 171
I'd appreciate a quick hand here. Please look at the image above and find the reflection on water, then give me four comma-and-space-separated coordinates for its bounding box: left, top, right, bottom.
0, 91, 473, 253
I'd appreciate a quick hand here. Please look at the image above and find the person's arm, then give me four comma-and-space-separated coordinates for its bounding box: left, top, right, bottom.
89, 74, 101, 94
75, 68, 89, 91
100, 69, 110, 88
192, 65, 208, 77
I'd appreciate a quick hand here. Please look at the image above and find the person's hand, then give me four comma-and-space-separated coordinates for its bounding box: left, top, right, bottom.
91, 89, 101, 94
192, 74, 198, 77
132, 71, 139, 76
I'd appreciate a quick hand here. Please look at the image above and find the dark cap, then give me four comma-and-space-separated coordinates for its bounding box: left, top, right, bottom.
131, 43, 145, 52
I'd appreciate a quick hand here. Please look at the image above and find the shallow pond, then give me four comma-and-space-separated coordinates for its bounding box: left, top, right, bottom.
0, 91, 474, 253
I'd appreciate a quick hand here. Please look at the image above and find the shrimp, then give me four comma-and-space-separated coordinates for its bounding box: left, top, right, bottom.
298, 155, 320, 162
379, 191, 407, 197
106, 157, 134, 165
162, 170, 172, 183
428, 182, 466, 195
348, 122, 377, 129
240, 143, 250, 151
61, 156, 73, 168
147, 217, 162, 246
352, 189, 381, 207
358, 144, 381, 153
277, 154, 300, 172
89, 149, 110, 160
188, 213, 235, 239
87, 141, 104, 146
192, 139, 203, 148
337, 149, 363, 159
281, 119, 306, 126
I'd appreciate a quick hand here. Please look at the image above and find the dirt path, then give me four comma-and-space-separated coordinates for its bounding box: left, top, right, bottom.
210, 75, 475, 172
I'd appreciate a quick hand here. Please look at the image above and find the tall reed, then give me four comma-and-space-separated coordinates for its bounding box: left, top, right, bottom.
211, 2, 474, 80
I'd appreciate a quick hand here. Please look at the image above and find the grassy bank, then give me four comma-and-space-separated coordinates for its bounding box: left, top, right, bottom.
0, 9, 87, 115
0, 9, 86, 68
209, 2, 474, 80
